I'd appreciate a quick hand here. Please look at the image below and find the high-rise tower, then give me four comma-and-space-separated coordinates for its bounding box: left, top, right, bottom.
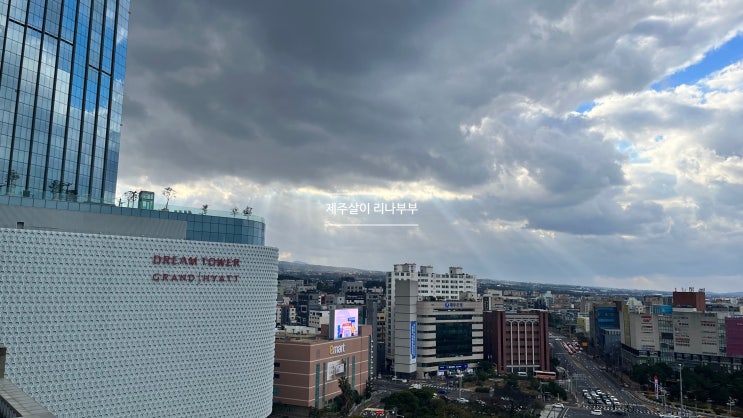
1, 0, 129, 204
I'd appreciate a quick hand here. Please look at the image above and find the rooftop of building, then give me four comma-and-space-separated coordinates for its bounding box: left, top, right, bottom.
0, 379, 56, 418
0, 194, 265, 223
0, 195, 266, 245
0, 347, 55, 418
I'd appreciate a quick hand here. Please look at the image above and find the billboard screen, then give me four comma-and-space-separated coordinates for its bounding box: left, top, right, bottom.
330, 308, 359, 340
327, 359, 346, 381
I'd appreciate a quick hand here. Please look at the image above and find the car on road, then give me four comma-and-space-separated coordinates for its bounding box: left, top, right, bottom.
438, 389, 447, 395
591, 409, 603, 416
457, 398, 469, 404
553, 403, 565, 409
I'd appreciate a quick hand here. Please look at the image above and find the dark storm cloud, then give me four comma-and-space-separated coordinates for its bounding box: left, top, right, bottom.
526, 197, 666, 235
122, 0, 739, 192
124, 0, 500, 188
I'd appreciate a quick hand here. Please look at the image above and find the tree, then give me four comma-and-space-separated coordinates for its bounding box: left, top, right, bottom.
162, 186, 175, 209
48, 180, 65, 199
333, 376, 357, 416
381, 390, 420, 417
125, 190, 138, 208
231, 207, 239, 217
243, 206, 252, 217
201, 204, 208, 215
5, 169, 19, 193
8, 169, 19, 186
544, 381, 567, 400
364, 377, 374, 399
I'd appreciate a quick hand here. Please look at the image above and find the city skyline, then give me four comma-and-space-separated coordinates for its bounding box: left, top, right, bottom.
117, 1, 743, 293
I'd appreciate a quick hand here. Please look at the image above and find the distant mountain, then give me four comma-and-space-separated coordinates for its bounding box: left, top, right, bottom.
278, 260, 386, 279
278, 261, 742, 297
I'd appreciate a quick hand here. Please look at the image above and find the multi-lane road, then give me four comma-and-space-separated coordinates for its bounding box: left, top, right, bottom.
550, 333, 663, 418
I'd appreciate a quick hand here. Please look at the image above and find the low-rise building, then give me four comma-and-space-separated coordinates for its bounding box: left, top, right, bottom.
273, 324, 372, 411
483, 310, 550, 375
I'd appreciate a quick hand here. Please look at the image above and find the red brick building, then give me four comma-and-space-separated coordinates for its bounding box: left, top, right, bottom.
483, 310, 550, 375
672, 289, 706, 312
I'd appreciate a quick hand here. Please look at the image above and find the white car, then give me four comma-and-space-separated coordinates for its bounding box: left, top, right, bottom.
553, 403, 565, 409
457, 398, 469, 404
591, 410, 603, 416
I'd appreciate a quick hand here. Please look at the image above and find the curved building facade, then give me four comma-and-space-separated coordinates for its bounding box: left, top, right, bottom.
0, 226, 278, 417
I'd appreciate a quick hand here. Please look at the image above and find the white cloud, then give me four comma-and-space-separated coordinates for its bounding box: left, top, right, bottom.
119, 1, 743, 292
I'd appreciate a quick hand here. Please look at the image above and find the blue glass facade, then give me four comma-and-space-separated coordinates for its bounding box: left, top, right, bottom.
0, 0, 129, 204
592, 305, 620, 349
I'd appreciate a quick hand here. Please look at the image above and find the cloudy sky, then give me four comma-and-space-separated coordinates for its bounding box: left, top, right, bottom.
117, 1, 743, 293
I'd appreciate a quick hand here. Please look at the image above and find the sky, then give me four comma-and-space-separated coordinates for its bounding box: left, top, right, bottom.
117, 1, 743, 293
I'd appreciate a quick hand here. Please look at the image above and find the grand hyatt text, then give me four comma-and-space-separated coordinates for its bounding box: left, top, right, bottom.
152, 273, 239, 283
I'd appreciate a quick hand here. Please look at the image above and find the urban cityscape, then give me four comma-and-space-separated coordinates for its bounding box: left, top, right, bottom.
2, 1, 743, 418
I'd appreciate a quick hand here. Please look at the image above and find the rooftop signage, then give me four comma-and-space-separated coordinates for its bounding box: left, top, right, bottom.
329, 308, 359, 340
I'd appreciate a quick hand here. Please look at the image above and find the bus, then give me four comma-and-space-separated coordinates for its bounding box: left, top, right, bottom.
534, 370, 557, 380
362, 408, 387, 417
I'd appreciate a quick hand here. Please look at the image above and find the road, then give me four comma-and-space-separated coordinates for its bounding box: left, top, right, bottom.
549, 334, 661, 418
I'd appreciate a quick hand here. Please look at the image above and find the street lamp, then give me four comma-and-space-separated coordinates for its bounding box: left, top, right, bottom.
659, 386, 667, 413
728, 397, 736, 416
457, 373, 463, 399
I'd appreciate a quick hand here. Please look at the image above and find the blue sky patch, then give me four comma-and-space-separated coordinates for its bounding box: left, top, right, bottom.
651, 33, 743, 91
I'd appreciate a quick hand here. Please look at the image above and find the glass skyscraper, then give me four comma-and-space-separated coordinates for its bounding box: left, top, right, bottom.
0, 0, 129, 204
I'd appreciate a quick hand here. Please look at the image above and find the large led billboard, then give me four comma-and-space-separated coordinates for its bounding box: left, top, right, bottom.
330, 308, 359, 340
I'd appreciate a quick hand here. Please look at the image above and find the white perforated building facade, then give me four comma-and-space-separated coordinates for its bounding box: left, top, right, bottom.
0, 227, 278, 417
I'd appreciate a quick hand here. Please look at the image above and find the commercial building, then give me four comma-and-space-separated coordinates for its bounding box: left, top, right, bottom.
415, 300, 483, 379
385, 264, 477, 374
590, 303, 620, 349
619, 312, 661, 367
273, 322, 371, 411
726, 318, 743, 358
0, 204, 279, 417
672, 289, 706, 311
0, 3, 280, 416
1, 0, 129, 204
389, 278, 418, 377
482, 289, 505, 312
483, 310, 550, 375
619, 291, 743, 372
